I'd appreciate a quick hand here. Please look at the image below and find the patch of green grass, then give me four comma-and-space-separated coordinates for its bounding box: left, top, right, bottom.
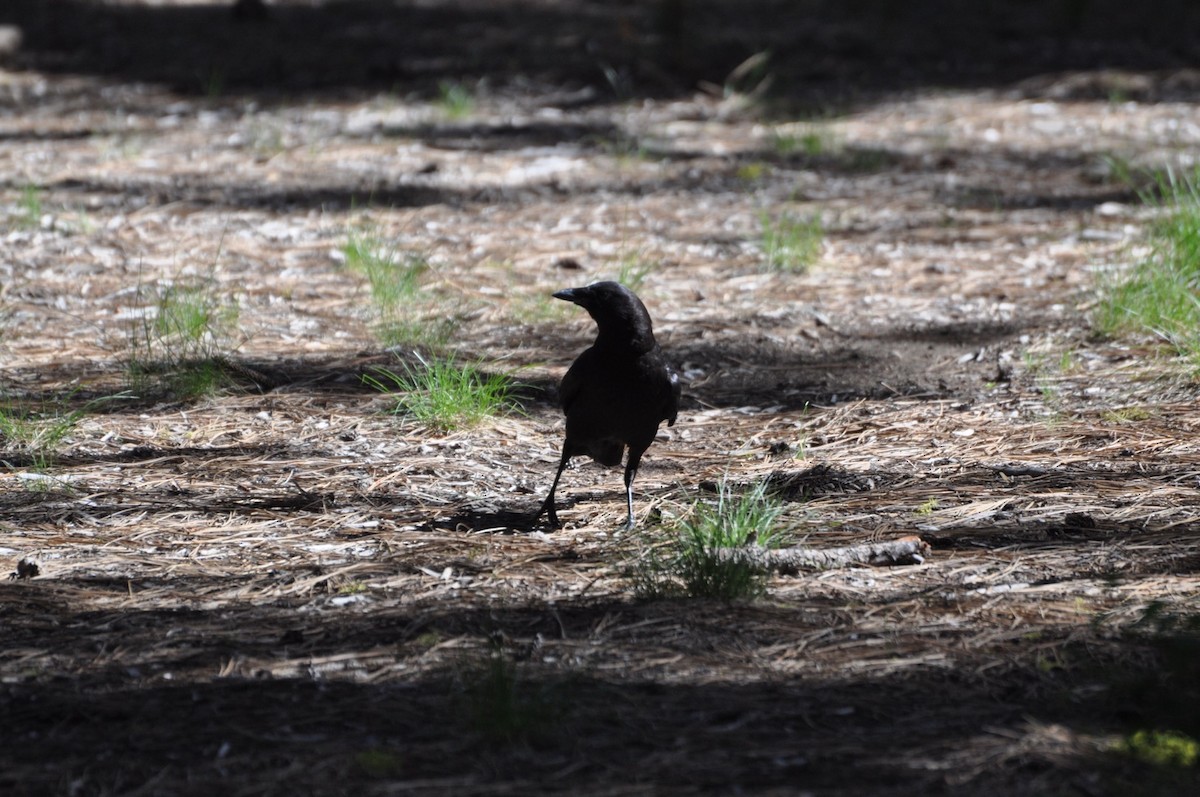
1058, 349, 1079, 373
1119, 730, 1199, 768
677, 479, 787, 600
736, 161, 769, 182
1095, 166, 1200, 361
1108, 87, 1131, 105
771, 126, 832, 158
16, 184, 42, 229
437, 80, 475, 119
914, 498, 939, 516
457, 653, 559, 745
767, 125, 896, 174
1035, 648, 1069, 673
343, 229, 451, 348
169, 358, 232, 398
364, 357, 521, 433
0, 393, 123, 471
1100, 406, 1153, 424
126, 276, 242, 399
760, 211, 823, 273
634, 478, 787, 601
343, 231, 427, 310
798, 131, 827, 156
337, 580, 369, 596
611, 253, 656, 293
413, 631, 443, 650
0, 404, 79, 471
1021, 349, 1047, 376
153, 283, 240, 347
1039, 382, 1059, 403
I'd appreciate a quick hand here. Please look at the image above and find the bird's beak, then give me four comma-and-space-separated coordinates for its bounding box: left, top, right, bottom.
553, 287, 581, 304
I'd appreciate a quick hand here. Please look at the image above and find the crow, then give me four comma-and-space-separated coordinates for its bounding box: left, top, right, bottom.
536, 281, 680, 530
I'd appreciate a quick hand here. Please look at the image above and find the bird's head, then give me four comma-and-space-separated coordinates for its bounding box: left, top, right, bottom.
553, 281, 657, 351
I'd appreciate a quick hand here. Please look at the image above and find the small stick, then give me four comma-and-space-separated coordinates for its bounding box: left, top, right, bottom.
717, 535, 930, 574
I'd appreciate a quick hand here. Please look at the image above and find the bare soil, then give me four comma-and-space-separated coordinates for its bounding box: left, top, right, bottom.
2, 2, 1200, 795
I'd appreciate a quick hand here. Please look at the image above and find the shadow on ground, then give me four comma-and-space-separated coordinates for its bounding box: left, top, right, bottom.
3, 307, 1031, 414
0, 582, 1196, 795
24, 136, 1142, 216
4, 1, 1200, 103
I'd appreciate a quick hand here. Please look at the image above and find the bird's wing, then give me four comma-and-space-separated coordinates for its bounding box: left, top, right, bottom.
559, 349, 591, 414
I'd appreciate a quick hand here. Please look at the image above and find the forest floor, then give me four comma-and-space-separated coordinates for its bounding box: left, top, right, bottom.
1, 2, 1199, 795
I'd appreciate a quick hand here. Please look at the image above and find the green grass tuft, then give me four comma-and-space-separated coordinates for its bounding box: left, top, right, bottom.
761, 211, 823, 273
0, 404, 80, 472
154, 283, 240, 347
1095, 166, 1200, 361
17, 184, 43, 229
634, 478, 787, 601
771, 127, 833, 158
1119, 730, 1199, 768
737, 161, 769, 182
343, 229, 451, 348
343, 231, 428, 309
437, 80, 475, 119
364, 357, 521, 433
1100, 406, 1152, 424
169, 359, 232, 399
914, 498, 939, 516
127, 278, 242, 399
676, 478, 786, 599
0, 393, 125, 472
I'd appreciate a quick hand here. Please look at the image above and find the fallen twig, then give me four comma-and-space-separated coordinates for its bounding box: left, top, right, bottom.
718, 535, 930, 574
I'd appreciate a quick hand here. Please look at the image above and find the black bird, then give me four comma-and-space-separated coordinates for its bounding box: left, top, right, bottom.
537, 281, 680, 530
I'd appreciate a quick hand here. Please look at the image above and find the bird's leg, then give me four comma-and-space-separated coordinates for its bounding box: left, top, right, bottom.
622, 451, 643, 531
536, 447, 571, 528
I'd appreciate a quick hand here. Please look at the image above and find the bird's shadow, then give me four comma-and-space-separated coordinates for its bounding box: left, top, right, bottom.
425, 502, 550, 535
427, 495, 614, 535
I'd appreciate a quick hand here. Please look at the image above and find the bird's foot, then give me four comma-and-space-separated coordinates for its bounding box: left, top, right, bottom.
535, 499, 561, 529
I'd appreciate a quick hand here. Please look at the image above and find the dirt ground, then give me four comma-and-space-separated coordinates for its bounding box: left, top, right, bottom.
2, 2, 1200, 795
